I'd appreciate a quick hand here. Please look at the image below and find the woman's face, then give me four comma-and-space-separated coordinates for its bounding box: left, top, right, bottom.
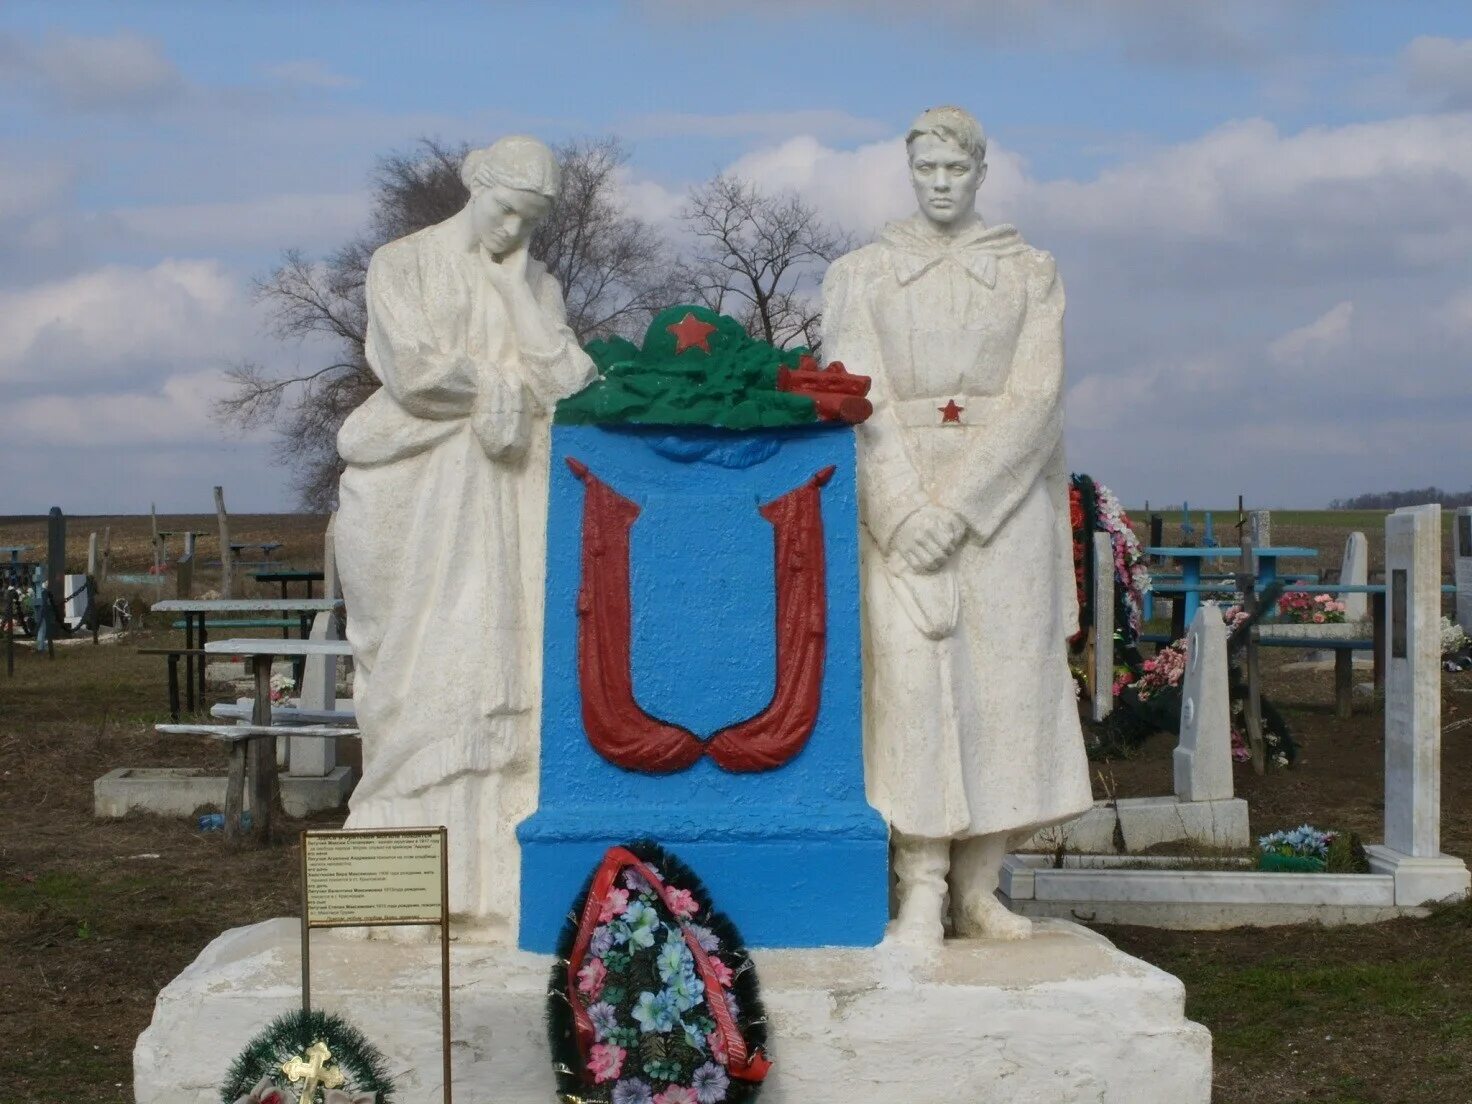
471, 183, 551, 256
908, 132, 985, 227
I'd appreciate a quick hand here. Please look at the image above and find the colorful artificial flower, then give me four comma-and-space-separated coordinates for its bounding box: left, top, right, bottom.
656, 935, 693, 982
653, 1087, 700, 1104
613, 1079, 655, 1104
234, 1078, 297, 1104
622, 901, 660, 948
590, 924, 616, 957
690, 1062, 730, 1104
666, 969, 706, 1013
631, 990, 679, 1034
578, 956, 608, 998
599, 887, 631, 922
588, 1000, 619, 1041
665, 887, 699, 918
588, 1043, 627, 1084
707, 956, 733, 988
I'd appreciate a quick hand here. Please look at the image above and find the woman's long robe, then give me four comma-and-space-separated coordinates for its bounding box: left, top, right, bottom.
822, 215, 1092, 841
335, 218, 594, 927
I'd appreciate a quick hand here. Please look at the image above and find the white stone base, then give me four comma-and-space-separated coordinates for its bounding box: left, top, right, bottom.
93, 765, 355, 819
1002, 854, 1422, 928
1365, 845, 1471, 906
135, 917, 1211, 1104
1024, 795, 1250, 853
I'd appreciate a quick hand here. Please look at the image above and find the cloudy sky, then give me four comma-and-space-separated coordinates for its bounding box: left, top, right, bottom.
2, 1, 1470, 513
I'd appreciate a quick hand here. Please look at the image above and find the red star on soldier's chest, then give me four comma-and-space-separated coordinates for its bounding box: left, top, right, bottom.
939, 399, 965, 424
667, 312, 718, 354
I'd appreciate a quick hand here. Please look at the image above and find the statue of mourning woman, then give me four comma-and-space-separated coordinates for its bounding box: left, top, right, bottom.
335, 136, 595, 935
822, 106, 1093, 944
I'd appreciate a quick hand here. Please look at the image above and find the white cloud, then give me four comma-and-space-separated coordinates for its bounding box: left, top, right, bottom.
0, 30, 183, 110
105, 191, 373, 253
1401, 36, 1472, 110
625, 109, 888, 144
0, 259, 249, 385
259, 60, 359, 91
1019, 114, 1472, 249
1267, 301, 1354, 369
10, 369, 243, 447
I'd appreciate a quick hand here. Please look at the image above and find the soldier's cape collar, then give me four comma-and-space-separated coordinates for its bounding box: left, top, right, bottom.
880, 214, 1029, 287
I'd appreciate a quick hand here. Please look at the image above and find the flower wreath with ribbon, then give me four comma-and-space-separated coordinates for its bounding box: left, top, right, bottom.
548, 840, 771, 1104
220, 1009, 394, 1104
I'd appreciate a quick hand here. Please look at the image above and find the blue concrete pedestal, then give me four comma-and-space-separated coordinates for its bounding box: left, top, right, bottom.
517, 424, 888, 952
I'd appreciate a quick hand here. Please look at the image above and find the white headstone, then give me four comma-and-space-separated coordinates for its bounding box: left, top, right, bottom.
1340, 531, 1368, 621
1455, 507, 1472, 634
1382, 506, 1442, 857
1249, 510, 1271, 549
62, 573, 89, 630
1173, 603, 1234, 803
1366, 504, 1470, 905
1092, 531, 1115, 722
289, 610, 340, 777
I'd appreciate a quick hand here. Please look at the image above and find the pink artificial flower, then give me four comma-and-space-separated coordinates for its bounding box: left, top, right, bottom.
709, 956, 734, 988
654, 1087, 700, 1104
587, 1043, 625, 1084
598, 887, 630, 922
234, 1079, 292, 1104
707, 1030, 730, 1065
665, 887, 699, 918
1312, 613, 1326, 623
577, 957, 607, 998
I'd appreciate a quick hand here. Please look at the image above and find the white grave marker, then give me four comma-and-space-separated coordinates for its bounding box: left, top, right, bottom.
1340, 531, 1369, 622
1365, 504, 1470, 905
1173, 603, 1233, 803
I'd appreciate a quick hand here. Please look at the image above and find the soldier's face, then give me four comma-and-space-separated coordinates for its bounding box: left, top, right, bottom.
908, 133, 985, 226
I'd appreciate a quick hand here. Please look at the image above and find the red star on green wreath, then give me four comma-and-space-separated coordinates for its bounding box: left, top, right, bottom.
939, 399, 964, 423
667, 311, 718, 354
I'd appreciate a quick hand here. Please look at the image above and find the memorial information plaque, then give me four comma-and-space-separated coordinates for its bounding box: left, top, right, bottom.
304, 830, 444, 926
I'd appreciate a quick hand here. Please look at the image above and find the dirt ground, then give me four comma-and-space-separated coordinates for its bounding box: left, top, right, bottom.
3, 510, 1470, 1103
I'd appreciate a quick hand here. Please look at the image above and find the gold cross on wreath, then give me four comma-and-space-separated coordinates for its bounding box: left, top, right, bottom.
280, 1040, 346, 1104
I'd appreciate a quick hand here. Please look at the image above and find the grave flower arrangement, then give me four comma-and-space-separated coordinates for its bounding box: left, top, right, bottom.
1442, 616, 1472, 671
1068, 473, 1150, 651
219, 1009, 394, 1104
1276, 592, 1347, 624
548, 841, 770, 1104
1257, 824, 1368, 874
269, 673, 295, 705
1100, 601, 1297, 768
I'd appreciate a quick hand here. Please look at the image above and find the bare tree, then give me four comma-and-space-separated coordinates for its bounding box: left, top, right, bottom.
215, 136, 675, 510
677, 174, 854, 351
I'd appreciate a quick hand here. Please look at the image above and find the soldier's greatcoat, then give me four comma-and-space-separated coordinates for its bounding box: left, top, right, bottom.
823, 214, 1093, 840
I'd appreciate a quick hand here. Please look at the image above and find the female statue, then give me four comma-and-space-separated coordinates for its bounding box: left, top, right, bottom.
335, 136, 595, 933
822, 106, 1093, 943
